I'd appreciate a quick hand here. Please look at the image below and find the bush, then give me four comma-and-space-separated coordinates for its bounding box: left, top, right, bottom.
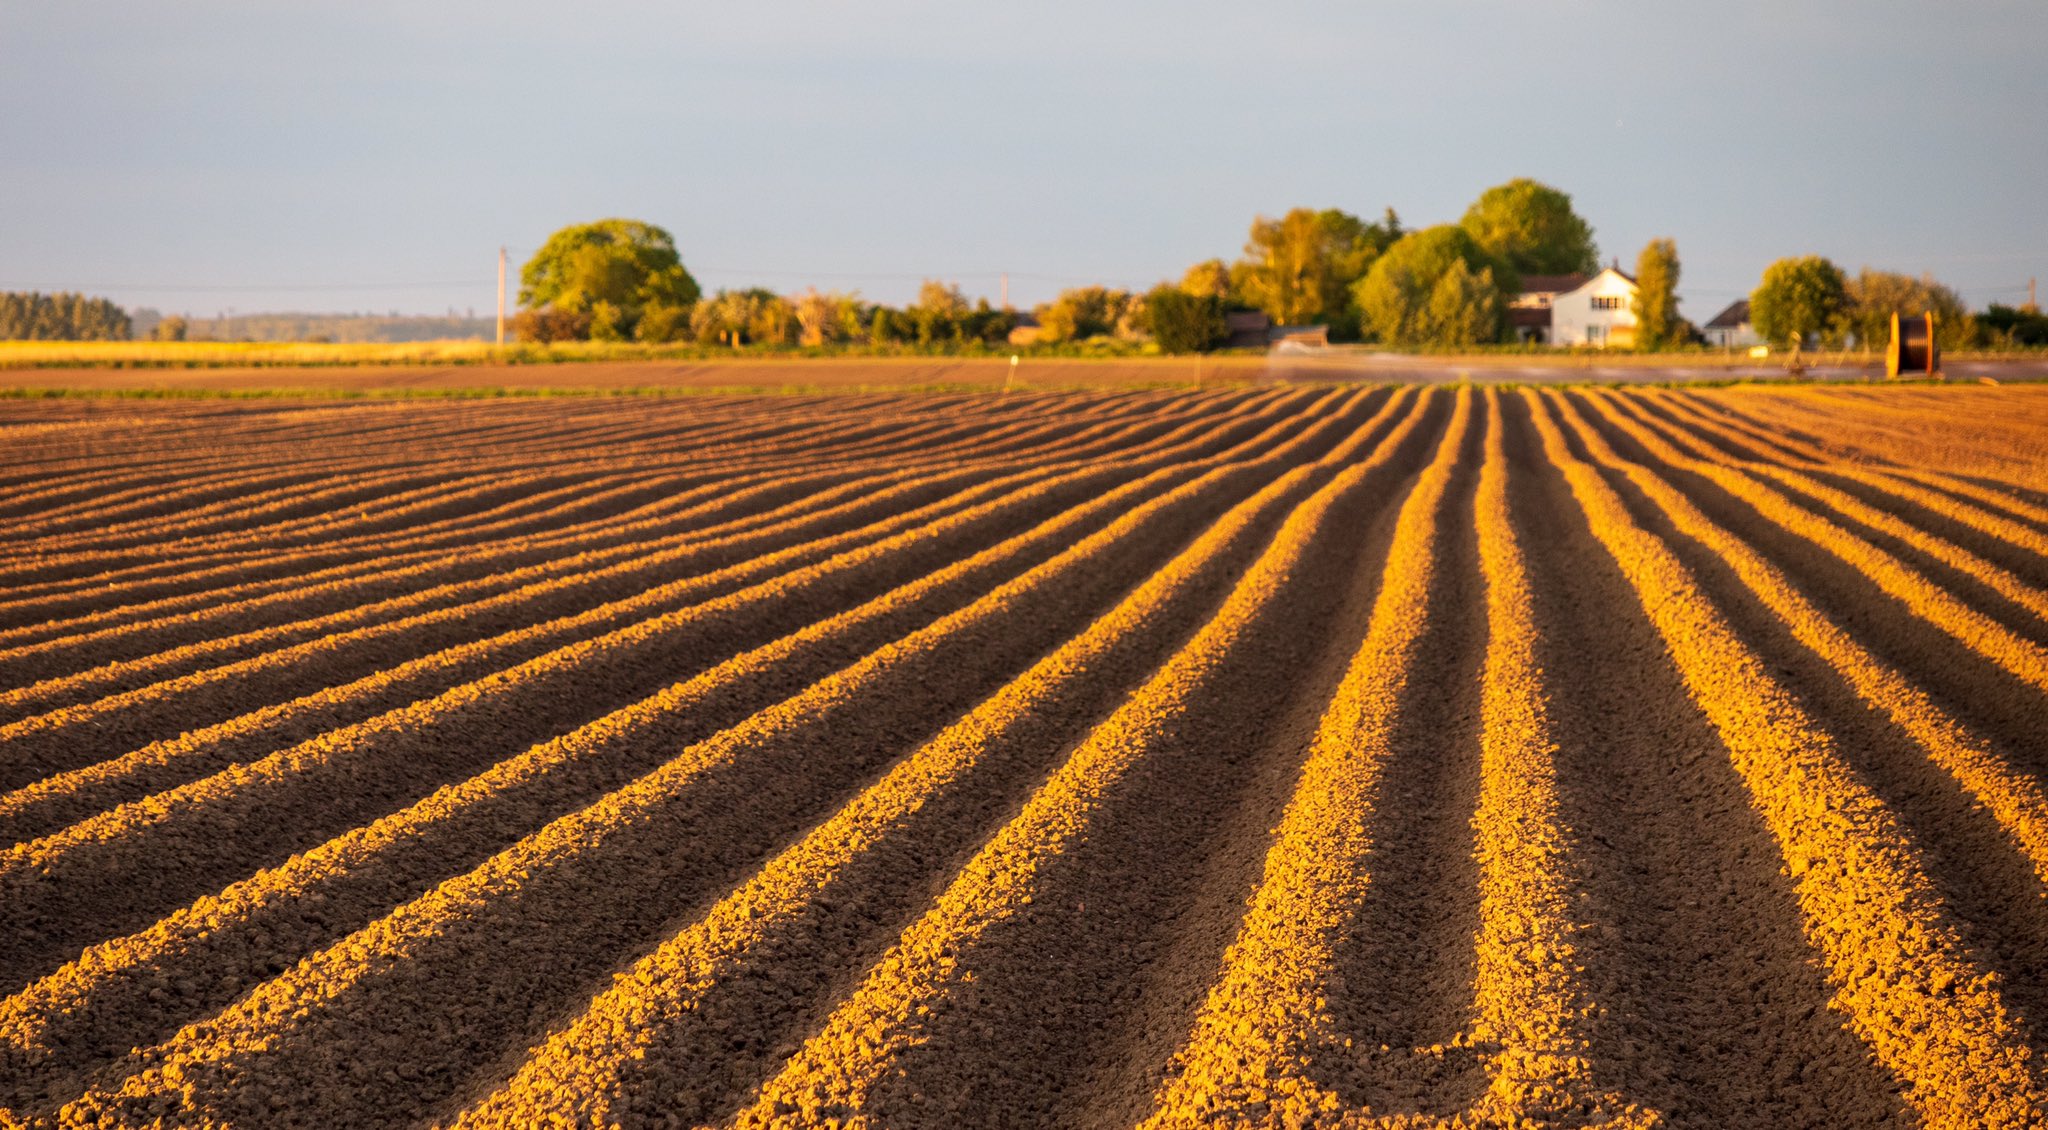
510, 308, 593, 343
634, 303, 693, 343
1144, 286, 1227, 352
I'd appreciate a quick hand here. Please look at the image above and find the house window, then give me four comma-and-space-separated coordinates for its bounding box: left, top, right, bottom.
1591, 295, 1623, 311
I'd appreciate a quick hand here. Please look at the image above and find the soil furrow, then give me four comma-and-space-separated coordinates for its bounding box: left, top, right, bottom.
1601, 391, 2048, 636
1141, 390, 1477, 1127
0, 467, 1010, 785
1571, 391, 2048, 695
443, 387, 1425, 1130
1649, 391, 2048, 583
1534, 389, 2048, 1126
0, 385, 2039, 1128
729, 392, 1445, 1130
42, 428, 1326, 1128
0, 460, 1139, 986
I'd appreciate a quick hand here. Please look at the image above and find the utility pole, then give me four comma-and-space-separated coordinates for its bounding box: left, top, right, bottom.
495, 246, 507, 347
1000, 273, 1010, 311
2030, 276, 2038, 312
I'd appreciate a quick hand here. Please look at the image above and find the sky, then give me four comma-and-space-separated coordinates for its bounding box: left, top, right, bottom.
3, 1, 2044, 322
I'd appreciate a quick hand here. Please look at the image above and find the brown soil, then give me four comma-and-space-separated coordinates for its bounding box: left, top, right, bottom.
1, 384, 2044, 1127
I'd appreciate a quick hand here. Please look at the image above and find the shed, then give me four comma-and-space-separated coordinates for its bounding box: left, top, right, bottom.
1702, 299, 1761, 349
1224, 311, 1272, 349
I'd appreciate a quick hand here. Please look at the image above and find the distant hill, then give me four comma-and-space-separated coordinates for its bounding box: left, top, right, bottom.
131, 309, 496, 343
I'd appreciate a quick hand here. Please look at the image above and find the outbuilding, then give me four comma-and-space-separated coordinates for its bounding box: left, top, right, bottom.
1504, 274, 1589, 345
1702, 298, 1762, 349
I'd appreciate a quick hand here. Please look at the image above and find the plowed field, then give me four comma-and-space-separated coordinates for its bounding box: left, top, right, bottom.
2, 383, 2045, 1128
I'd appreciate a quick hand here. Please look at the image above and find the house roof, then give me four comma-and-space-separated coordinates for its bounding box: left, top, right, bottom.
1516, 274, 1589, 295
1506, 307, 1552, 329
1224, 311, 1270, 330
1704, 298, 1751, 329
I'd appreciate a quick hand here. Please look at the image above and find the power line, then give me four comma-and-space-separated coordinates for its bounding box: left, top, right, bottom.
693, 266, 1150, 286
0, 279, 492, 293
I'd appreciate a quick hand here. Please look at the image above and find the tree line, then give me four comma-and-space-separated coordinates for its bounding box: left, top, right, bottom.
0, 292, 131, 340
6, 195, 2041, 352
1747, 257, 2027, 351
513, 185, 2046, 356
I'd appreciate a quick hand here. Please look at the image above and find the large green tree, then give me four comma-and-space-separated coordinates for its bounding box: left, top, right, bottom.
519, 219, 700, 341
1844, 269, 1971, 350
1632, 239, 1682, 350
1352, 225, 1507, 347
1234, 207, 1401, 338
1459, 178, 1598, 276
1750, 256, 1849, 348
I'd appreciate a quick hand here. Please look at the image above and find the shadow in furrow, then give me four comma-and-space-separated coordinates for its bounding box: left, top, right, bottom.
38, 455, 1276, 1127
1308, 398, 1490, 1117
1503, 393, 1912, 1128
1578, 435, 2048, 1061
767, 395, 1450, 1130
1568, 394, 2048, 787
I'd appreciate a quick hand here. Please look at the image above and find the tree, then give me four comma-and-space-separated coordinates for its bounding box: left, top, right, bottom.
869, 307, 905, 345
959, 300, 1017, 346
1976, 303, 2048, 347
1036, 286, 1133, 343
1180, 259, 1232, 303
632, 302, 690, 343
747, 291, 798, 347
518, 219, 700, 341
1419, 259, 1504, 347
1352, 225, 1507, 347
1144, 284, 1228, 353
151, 315, 190, 342
1234, 207, 1402, 338
1632, 239, 1681, 350
908, 280, 970, 345
587, 301, 628, 342
1750, 256, 1849, 348
1459, 178, 1597, 276
794, 289, 869, 346
689, 289, 774, 347
1844, 269, 1971, 350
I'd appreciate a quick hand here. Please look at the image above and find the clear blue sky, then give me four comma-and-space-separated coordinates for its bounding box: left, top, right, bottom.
4, 1, 2042, 321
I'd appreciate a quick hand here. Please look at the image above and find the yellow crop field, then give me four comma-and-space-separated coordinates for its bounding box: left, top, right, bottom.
0, 382, 2045, 1128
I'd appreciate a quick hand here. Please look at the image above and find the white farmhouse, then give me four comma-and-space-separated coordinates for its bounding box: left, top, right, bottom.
1505, 265, 1642, 347
1546, 266, 1639, 348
